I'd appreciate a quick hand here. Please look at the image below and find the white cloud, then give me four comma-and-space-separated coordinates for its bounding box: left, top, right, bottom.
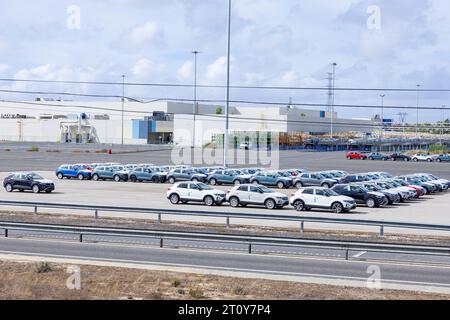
278, 71, 298, 86
132, 58, 166, 79
129, 21, 159, 45
0, 64, 8, 75
176, 61, 193, 81
206, 56, 234, 84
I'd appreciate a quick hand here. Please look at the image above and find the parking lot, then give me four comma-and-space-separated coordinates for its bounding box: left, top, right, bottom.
1, 170, 450, 235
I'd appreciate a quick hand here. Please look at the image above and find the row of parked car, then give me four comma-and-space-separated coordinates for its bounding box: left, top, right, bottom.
165, 171, 449, 212
346, 151, 450, 162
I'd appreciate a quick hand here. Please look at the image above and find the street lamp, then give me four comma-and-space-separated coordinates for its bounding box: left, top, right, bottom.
330, 62, 337, 139
380, 94, 385, 137
223, 0, 232, 167
121, 75, 126, 145
192, 50, 200, 148
416, 84, 420, 139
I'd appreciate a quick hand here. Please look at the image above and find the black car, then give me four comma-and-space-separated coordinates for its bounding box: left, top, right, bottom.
3, 172, 55, 193
331, 184, 388, 208
388, 153, 411, 161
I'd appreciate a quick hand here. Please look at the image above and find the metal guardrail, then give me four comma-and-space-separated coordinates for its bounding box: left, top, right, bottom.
0, 221, 449, 260
1, 200, 450, 236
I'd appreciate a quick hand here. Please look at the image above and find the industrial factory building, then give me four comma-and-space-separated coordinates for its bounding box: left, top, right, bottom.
0, 100, 375, 146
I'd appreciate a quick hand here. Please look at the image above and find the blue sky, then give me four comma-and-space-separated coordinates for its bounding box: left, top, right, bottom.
0, 0, 449, 121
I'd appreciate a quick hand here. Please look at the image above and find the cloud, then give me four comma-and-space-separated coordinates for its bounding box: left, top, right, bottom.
176, 61, 193, 81
129, 20, 159, 45
0, 64, 8, 75
131, 58, 166, 79
205, 56, 232, 85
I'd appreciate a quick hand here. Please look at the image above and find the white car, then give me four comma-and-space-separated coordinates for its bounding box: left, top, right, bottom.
412, 153, 433, 162
226, 184, 289, 210
290, 187, 357, 213
167, 182, 226, 206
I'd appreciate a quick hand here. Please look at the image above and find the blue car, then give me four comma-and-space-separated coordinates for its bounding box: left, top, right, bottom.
56, 164, 92, 180
207, 170, 252, 186
129, 167, 167, 183
434, 154, 450, 162
249, 171, 293, 189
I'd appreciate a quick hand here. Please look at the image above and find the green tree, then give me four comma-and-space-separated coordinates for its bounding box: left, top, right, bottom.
216, 107, 223, 114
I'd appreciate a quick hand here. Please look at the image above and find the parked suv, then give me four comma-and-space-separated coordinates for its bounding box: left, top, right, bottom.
290, 187, 356, 213
92, 166, 128, 182
331, 184, 388, 208
56, 164, 92, 180
346, 151, 367, 160
367, 152, 388, 161
167, 182, 226, 206
293, 172, 337, 189
167, 168, 208, 184
338, 174, 369, 184
412, 153, 433, 162
388, 153, 411, 161
226, 184, 289, 209
433, 154, 450, 162
129, 167, 167, 183
207, 170, 251, 186
3, 172, 55, 193
249, 171, 293, 189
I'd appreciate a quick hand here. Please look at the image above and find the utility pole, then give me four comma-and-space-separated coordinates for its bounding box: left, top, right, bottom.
441, 105, 446, 145
330, 63, 337, 139
223, 0, 232, 167
416, 84, 420, 139
121, 75, 125, 145
380, 94, 385, 137
192, 50, 200, 148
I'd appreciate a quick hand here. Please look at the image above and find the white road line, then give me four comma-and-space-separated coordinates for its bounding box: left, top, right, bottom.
353, 251, 367, 258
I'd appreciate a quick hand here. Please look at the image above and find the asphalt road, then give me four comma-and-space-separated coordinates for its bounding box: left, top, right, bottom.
1, 148, 449, 179
1, 237, 450, 293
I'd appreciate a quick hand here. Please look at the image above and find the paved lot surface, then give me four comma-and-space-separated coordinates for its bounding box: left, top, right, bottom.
1, 148, 449, 179
1, 171, 449, 235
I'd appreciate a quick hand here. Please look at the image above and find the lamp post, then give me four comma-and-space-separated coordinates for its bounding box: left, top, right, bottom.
380, 94, 385, 137
416, 84, 420, 139
121, 75, 125, 145
330, 62, 337, 139
223, 0, 232, 167
192, 50, 200, 148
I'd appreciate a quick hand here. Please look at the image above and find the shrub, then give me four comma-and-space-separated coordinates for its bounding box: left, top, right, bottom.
171, 280, 181, 287
233, 287, 246, 296
189, 288, 204, 298
35, 262, 52, 273
177, 289, 185, 295
28, 146, 39, 152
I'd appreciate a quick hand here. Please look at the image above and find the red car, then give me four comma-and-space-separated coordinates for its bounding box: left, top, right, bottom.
346, 151, 368, 160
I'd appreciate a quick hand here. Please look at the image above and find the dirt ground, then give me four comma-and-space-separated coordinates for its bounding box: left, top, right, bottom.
1, 260, 450, 300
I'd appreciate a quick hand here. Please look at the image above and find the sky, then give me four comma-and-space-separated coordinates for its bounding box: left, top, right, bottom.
0, 0, 449, 122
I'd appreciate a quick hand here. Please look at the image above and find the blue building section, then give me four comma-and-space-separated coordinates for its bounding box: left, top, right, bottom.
132, 120, 149, 139
320, 111, 326, 118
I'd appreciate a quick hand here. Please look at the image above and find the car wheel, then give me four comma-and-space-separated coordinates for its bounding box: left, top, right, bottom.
382, 157, 387, 161
369, 157, 374, 160
229, 197, 240, 208
293, 200, 305, 212
5, 184, 13, 192
413, 158, 418, 162
437, 159, 442, 162
332, 202, 344, 213
168, 177, 176, 184
265, 199, 276, 210
252, 180, 259, 185
366, 198, 376, 208
153, 176, 161, 183
169, 194, 180, 204
114, 175, 121, 182
233, 180, 241, 186
347, 157, 352, 160
191, 177, 199, 182
209, 178, 217, 186
57, 173, 64, 180
77, 174, 84, 180
204, 196, 214, 206
295, 181, 303, 189
427, 158, 432, 162
32, 185, 40, 194
92, 174, 99, 181
130, 176, 137, 182
321, 183, 330, 189
277, 181, 285, 189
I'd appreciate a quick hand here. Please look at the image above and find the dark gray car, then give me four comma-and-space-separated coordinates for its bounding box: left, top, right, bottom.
293, 172, 337, 189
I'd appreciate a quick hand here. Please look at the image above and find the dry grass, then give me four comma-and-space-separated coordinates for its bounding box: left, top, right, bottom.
1, 260, 449, 300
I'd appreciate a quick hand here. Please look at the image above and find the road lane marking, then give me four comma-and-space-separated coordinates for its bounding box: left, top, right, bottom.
353, 251, 367, 258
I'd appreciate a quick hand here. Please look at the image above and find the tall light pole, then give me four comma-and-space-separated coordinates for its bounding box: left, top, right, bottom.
192, 50, 200, 148
223, 0, 232, 167
416, 84, 420, 139
121, 75, 125, 145
441, 105, 446, 145
380, 94, 385, 137
330, 62, 337, 138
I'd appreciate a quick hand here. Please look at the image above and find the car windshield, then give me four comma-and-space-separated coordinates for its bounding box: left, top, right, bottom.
324, 189, 339, 196
28, 173, 44, 180
258, 186, 274, 193
197, 183, 213, 190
